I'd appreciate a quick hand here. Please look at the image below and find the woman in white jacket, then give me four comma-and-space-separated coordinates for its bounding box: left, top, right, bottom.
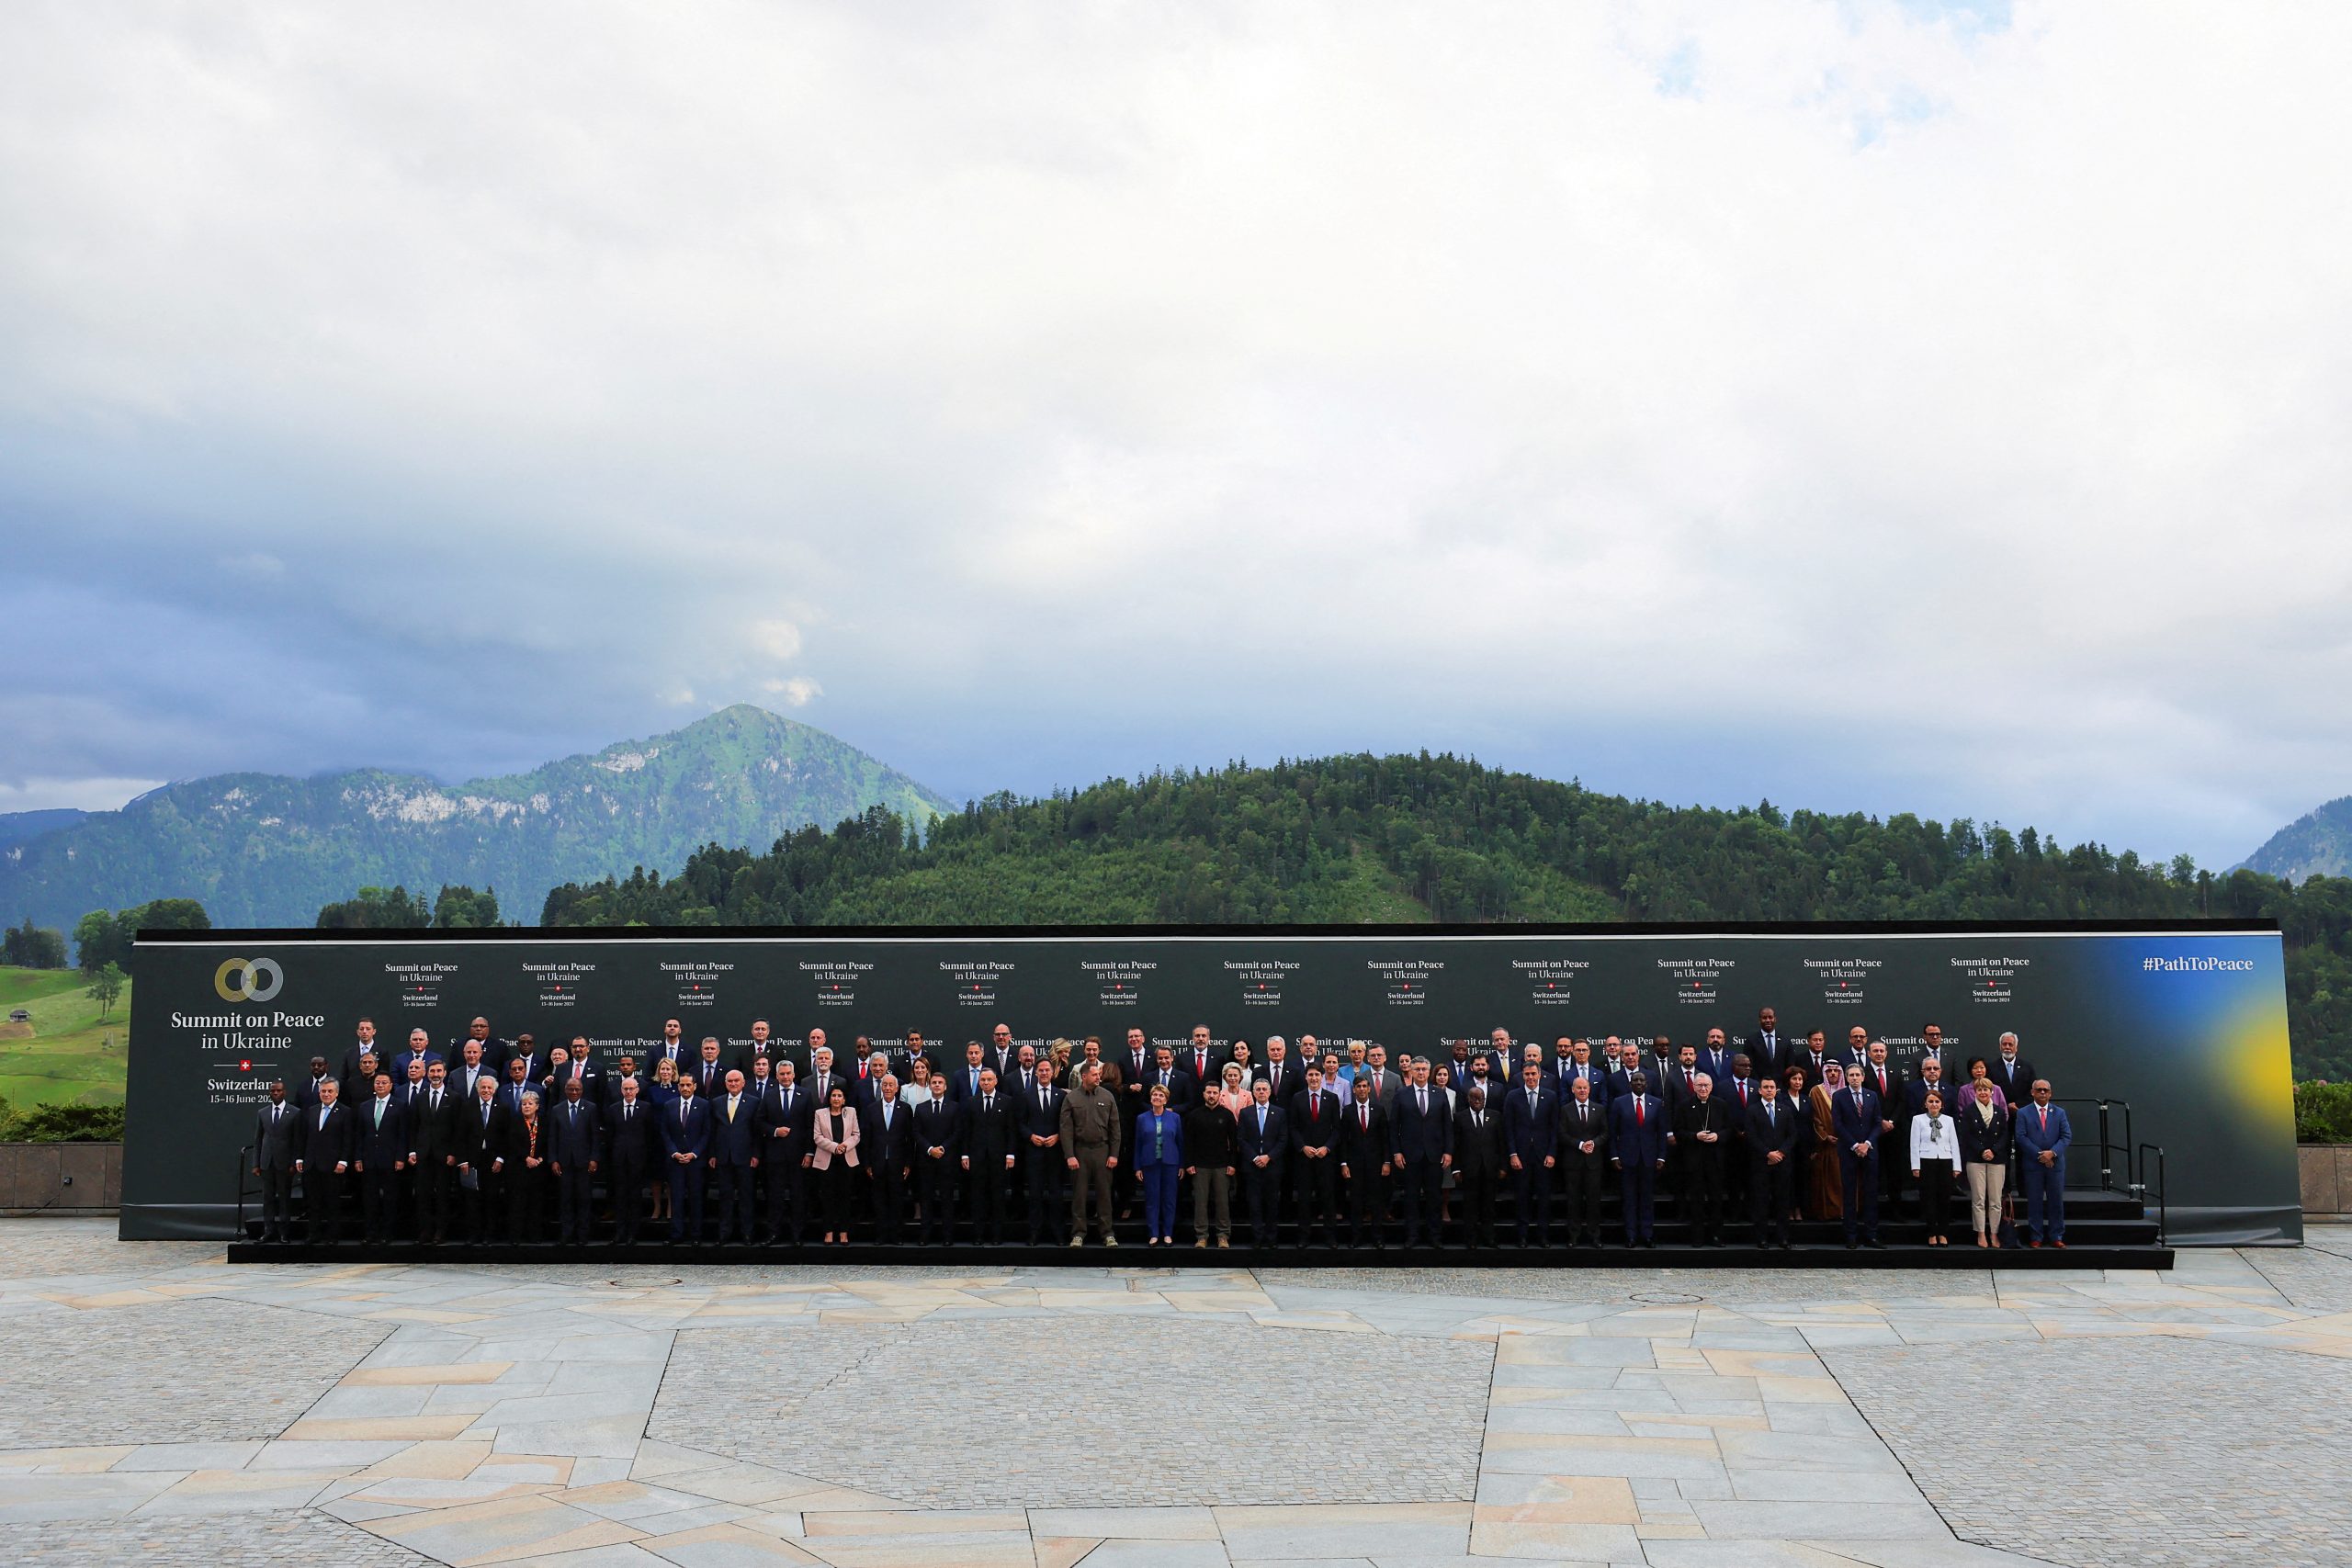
1908, 1089, 1963, 1247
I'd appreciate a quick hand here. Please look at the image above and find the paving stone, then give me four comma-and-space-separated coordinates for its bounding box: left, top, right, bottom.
653, 1320, 1493, 1508
0, 1297, 392, 1449
6, 1504, 436, 1562
1828, 1333, 2352, 1567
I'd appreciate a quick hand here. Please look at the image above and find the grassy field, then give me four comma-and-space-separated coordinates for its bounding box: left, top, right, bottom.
0, 966, 130, 1111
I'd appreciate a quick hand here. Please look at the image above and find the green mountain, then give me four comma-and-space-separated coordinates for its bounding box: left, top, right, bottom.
2239, 795, 2352, 882
0, 706, 954, 934
541, 752, 2352, 1079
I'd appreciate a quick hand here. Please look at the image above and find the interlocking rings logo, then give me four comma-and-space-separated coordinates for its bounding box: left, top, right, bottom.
214, 956, 285, 1003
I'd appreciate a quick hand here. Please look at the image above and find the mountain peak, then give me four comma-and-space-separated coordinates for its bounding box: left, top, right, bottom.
2238, 795, 2352, 881
0, 712, 956, 931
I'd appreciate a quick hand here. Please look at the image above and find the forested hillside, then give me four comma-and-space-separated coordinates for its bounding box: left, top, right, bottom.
538, 753, 2352, 1078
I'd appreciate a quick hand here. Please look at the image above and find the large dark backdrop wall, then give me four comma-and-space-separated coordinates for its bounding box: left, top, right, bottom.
125, 922, 2298, 1243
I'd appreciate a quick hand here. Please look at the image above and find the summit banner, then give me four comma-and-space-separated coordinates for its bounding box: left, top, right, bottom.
124, 922, 2298, 1242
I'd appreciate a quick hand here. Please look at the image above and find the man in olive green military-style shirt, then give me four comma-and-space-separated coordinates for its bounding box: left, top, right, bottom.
1060, 1060, 1123, 1246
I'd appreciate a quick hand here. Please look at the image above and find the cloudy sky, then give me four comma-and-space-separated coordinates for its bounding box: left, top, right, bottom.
3, 1, 2346, 867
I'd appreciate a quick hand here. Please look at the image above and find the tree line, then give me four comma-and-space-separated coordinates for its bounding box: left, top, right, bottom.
535, 753, 2352, 1080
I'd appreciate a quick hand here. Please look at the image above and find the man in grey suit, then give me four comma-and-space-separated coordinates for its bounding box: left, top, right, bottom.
251, 1081, 300, 1243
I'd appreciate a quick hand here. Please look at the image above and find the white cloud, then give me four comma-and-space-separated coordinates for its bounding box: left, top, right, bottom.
747, 618, 803, 661
0, 2, 2346, 863
761, 675, 822, 708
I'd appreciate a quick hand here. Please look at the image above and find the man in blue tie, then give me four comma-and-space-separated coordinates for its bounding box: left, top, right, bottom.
757, 1060, 808, 1246
1238, 1077, 1288, 1247
1833, 1069, 1884, 1248
662, 1076, 712, 1247
1503, 1062, 1558, 1247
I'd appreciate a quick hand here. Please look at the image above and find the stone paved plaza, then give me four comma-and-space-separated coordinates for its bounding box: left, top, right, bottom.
1, 1217, 2347, 1568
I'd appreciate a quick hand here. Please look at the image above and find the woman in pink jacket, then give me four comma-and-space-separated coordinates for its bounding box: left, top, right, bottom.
811, 1084, 861, 1245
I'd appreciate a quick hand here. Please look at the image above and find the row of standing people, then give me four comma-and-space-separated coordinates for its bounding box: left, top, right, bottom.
251, 1019, 2073, 1249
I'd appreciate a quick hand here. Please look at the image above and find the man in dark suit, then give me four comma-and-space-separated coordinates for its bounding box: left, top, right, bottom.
893, 1029, 940, 1087
1020, 1067, 1066, 1245
662, 1077, 712, 1245
959, 1067, 1015, 1244
339, 1021, 382, 1084
1673, 1074, 1734, 1246
1602, 1046, 1640, 1103
500, 1052, 538, 1119
733, 1018, 782, 1078
449, 1039, 494, 1105
294, 1055, 335, 1110
648, 1018, 691, 1078
1388, 1061, 1452, 1248
691, 1037, 729, 1102
1989, 1032, 2037, 1104
1855, 1040, 1905, 1210
706, 1069, 759, 1246
1798, 1029, 1836, 1087
1182, 1024, 1224, 1093
456, 1075, 507, 1243
340, 1051, 383, 1109
1913, 1022, 1958, 1096
1236, 1077, 1287, 1247
604, 1075, 653, 1244
912, 1077, 963, 1244
1743, 1006, 1788, 1083
549, 1077, 603, 1245
296, 1077, 354, 1243
944, 1041, 989, 1104
1837, 1025, 1870, 1069
1833, 1071, 1884, 1247
390, 1026, 443, 1086
1555, 1040, 1608, 1108
1451, 1082, 1505, 1247
448, 1016, 511, 1076
1257, 1036, 1302, 1111
353, 1072, 407, 1246
1336, 1074, 1390, 1247
755, 1062, 810, 1246
1502, 1062, 1557, 1247
865, 1077, 918, 1244
1289, 1067, 1342, 1246
251, 1080, 299, 1243
983, 1022, 1020, 1082
1145, 1045, 1195, 1113
1560, 1074, 1611, 1247
1662, 1043, 1703, 1115
503, 1090, 551, 1244
549, 1037, 600, 1102
1714, 1054, 1758, 1216
1608, 1071, 1668, 1248
846, 1037, 887, 1110
1696, 1029, 1735, 1091
1746, 1075, 1799, 1248
408, 1063, 460, 1246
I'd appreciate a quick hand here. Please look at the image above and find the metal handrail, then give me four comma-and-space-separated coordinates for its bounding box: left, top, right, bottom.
2053, 1097, 2130, 1192
2134, 1141, 2167, 1244
234, 1143, 253, 1240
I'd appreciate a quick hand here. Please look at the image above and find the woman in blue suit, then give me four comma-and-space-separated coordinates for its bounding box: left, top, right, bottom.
1136, 1083, 1185, 1245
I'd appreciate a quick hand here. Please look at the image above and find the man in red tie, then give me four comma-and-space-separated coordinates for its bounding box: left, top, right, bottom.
1863, 1039, 1905, 1212
1289, 1066, 1341, 1246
